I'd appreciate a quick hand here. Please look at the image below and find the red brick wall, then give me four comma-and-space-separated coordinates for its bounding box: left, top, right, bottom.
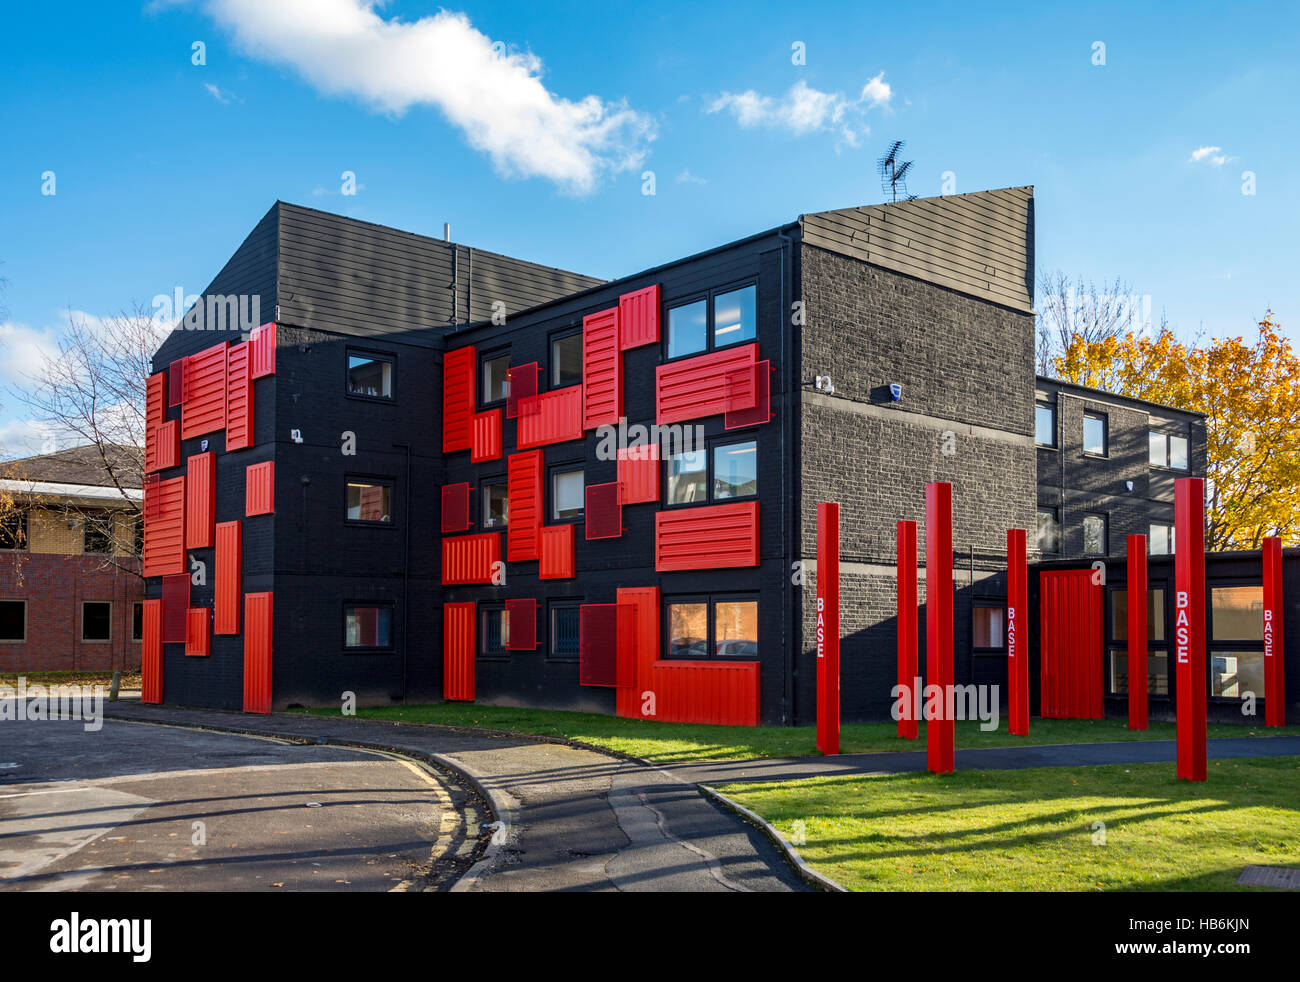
0, 553, 145, 672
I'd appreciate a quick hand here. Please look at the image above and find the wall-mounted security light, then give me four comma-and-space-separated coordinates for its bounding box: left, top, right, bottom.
1125, 480, 1135, 492
890, 383, 903, 402
815, 375, 835, 395
291, 429, 304, 444
200, 439, 209, 453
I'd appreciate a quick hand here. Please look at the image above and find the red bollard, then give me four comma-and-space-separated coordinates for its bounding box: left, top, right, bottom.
926, 483, 954, 774
897, 520, 919, 739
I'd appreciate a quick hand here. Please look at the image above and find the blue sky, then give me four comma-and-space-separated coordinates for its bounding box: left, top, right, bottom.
1, 1, 1297, 453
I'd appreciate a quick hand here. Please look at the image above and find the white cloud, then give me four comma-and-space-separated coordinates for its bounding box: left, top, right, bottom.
1190, 145, 1230, 166
204, 82, 237, 104
194, 0, 655, 194
675, 168, 707, 186
0, 320, 62, 386
706, 74, 893, 144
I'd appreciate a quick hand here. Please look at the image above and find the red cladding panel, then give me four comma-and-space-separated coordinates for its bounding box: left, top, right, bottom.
245, 461, 274, 516
1126, 534, 1148, 731
185, 607, 210, 657
1174, 477, 1207, 780
517, 387, 583, 448
505, 598, 538, 650
1039, 570, 1104, 720
1008, 528, 1030, 736
472, 409, 503, 462
896, 521, 919, 739
182, 342, 228, 440
162, 573, 189, 643
648, 661, 760, 726
243, 592, 273, 714
442, 345, 476, 453
215, 521, 241, 635
185, 452, 216, 549
168, 357, 187, 406
617, 444, 659, 504
816, 502, 840, 755
156, 420, 181, 471
141, 599, 163, 704
507, 450, 543, 561
143, 475, 186, 577
614, 586, 659, 719
582, 308, 621, 429
506, 363, 539, 420
579, 604, 619, 687
442, 532, 501, 585
539, 524, 575, 579
249, 323, 276, 379
724, 360, 772, 430
657, 344, 758, 425
619, 284, 660, 350
441, 482, 471, 533
585, 482, 622, 540
226, 340, 254, 451
443, 602, 475, 700
655, 502, 759, 571
1264, 536, 1287, 726
925, 482, 955, 774
145, 373, 166, 473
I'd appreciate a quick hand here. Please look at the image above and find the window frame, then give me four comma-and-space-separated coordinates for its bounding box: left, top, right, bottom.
1082, 411, 1109, 457
663, 280, 758, 362
663, 435, 758, 509
480, 349, 511, 408
344, 347, 397, 402
1034, 403, 1057, 448
662, 593, 759, 662
344, 476, 397, 528
1082, 512, 1109, 556
971, 598, 1008, 654
547, 600, 582, 663
342, 601, 396, 653
549, 463, 586, 524
83, 513, 116, 556
0, 599, 26, 643
0, 509, 28, 551
1105, 582, 1172, 698
1036, 507, 1060, 555
1149, 429, 1190, 471
479, 474, 509, 530
132, 601, 144, 642
549, 329, 584, 390
478, 603, 509, 661
81, 600, 112, 643
1149, 521, 1175, 556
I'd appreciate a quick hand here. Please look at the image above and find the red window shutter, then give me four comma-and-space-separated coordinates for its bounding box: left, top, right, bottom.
185, 608, 210, 657
584, 482, 622, 540
619, 284, 660, 350
242, 592, 274, 714
579, 604, 619, 687
505, 598, 538, 650
539, 525, 575, 579
517, 387, 583, 449
441, 532, 502, 585
506, 450, 543, 561
443, 602, 475, 701
617, 444, 660, 504
724, 359, 773, 430
656, 343, 759, 424
655, 501, 760, 571
181, 341, 228, 440
143, 476, 186, 577
168, 357, 188, 406
245, 461, 274, 516
155, 419, 181, 471
214, 521, 241, 635
471, 409, 503, 463
249, 322, 276, 378
614, 586, 660, 719
226, 339, 254, 451
145, 373, 166, 473
441, 483, 471, 533
161, 573, 190, 643
442, 345, 476, 453
506, 362, 539, 420
582, 308, 621, 429
141, 599, 163, 704
185, 452, 216, 549
649, 661, 761, 725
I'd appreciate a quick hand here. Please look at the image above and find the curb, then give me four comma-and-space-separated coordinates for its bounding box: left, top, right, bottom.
698, 784, 848, 893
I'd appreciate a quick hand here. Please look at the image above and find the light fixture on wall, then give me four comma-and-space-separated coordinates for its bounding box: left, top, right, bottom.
801, 375, 836, 395
890, 383, 903, 402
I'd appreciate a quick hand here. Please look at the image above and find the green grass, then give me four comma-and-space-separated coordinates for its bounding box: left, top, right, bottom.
716, 756, 1300, 891
297, 702, 1300, 764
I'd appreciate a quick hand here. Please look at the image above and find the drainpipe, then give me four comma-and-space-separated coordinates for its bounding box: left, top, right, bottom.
777, 229, 794, 725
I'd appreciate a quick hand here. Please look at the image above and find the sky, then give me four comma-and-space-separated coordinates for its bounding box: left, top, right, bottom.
1, 0, 1297, 455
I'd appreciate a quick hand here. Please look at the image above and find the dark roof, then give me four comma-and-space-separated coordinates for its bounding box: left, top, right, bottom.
2, 444, 143, 488
1036, 375, 1206, 418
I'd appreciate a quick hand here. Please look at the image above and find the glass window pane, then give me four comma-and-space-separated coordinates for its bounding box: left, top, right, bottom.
1036, 509, 1058, 553
551, 607, 580, 659
345, 606, 392, 648
552, 334, 582, 387
713, 442, 757, 499
1, 511, 28, 550
1149, 523, 1172, 555
1083, 414, 1106, 455
1211, 586, 1263, 641
1169, 435, 1188, 470
132, 602, 144, 641
1110, 649, 1170, 695
82, 602, 111, 641
553, 470, 584, 520
347, 482, 392, 522
668, 300, 707, 358
0, 601, 22, 641
1035, 405, 1055, 446
348, 354, 392, 398
668, 603, 708, 659
667, 449, 707, 504
712, 286, 755, 346
1149, 431, 1166, 467
483, 483, 508, 528
1112, 588, 1166, 642
484, 355, 510, 403
974, 606, 1005, 648
1083, 514, 1106, 555
482, 609, 506, 655
1212, 651, 1266, 699
84, 515, 115, 555
714, 601, 758, 657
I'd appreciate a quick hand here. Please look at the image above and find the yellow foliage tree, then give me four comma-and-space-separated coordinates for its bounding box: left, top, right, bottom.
1055, 312, 1300, 551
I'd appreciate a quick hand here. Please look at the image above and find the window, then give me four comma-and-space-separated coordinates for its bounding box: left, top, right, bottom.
550, 604, 581, 661
131, 515, 143, 557
1034, 404, 1056, 447
552, 468, 584, 521
0, 510, 27, 550
1149, 431, 1189, 470
666, 596, 757, 660
667, 438, 757, 506
1149, 522, 1174, 556
973, 603, 1005, 650
1083, 413, 1107, 455
346, 480, 393, 523
666, 283, 756, 359
1212, 651, 1266, 699
1112, 588, 1167, 642
1209, 584, 1266, 700
344, 604, 393, 649
1083, 514, 1108, 555
83, 514, 115, 555
1211, 585, 1263, 641
551, 333, 583, 388
0, 600, 25, 642
347, 351, 393, 398
82, 601, 111, 642
667, 449, 707, 504
712, 441, 757, 499
1109, 650, 1171, 696
482, 480, 508, 528
1109, 588, 1170, 696
1036, 508, 1059, 554
482, 353, 510, 405
132, 602, 144, 642
480, 606, 507, 658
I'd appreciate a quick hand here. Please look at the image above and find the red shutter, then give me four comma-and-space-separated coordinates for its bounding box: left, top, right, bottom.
724, 360, 772, 430
249, 322, 276, 378
579, 604, 619, 687
517, 387, 583, 448
185, 607, 210, 657
585, 482, 622, 540
215, 521, 241, 634
505, 598, 538, 650
226, 339, 254, 451
181, 341, 228, 439
155, 419, 181, 471
185, 452, 215, 549
655, 502, 760, 571
471, 409, 503, 462
141, 599, 163, 704
442, 532, 502, 585
582, 308, 621, 429
649, 661, 760, 725
506, 362, 539, 420
245, 461, 274, 516
143, 475, 186, 577
619, 284, 660, 350
615, 586, 659, 719
243, 592, 274, 714
168, 357, 187, 406
162, 573, 189, 643
441, 483, 471, 533
1039, 570, 1104, 719
443, 602, 475, 700
145, 373, 166, 473
442, 345, 476, 453
656, 343, 759, 424
618, 444, 660, 504
507, 450, 543, 561
539, 525, 575, 579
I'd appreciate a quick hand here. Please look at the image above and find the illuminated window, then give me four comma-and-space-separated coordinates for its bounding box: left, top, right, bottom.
346, 481, 392, 523
666, 597, 757, 660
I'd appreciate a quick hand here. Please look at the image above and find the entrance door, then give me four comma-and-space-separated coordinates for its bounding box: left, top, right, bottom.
1039, 570, 1103, 719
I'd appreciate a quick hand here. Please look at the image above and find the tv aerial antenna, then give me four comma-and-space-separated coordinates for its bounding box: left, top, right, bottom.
878, 140, 917, 202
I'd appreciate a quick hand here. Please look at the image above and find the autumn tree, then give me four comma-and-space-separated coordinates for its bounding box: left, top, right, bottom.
1055, 312, 1300, 550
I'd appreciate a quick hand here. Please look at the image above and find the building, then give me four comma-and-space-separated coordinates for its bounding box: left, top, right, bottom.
0, 445, 144, 672
139, 189, 1292, 726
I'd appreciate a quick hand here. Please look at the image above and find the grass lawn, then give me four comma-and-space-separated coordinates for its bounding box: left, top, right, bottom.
715, 756, 1300, 891
298, 702, 1300, 763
